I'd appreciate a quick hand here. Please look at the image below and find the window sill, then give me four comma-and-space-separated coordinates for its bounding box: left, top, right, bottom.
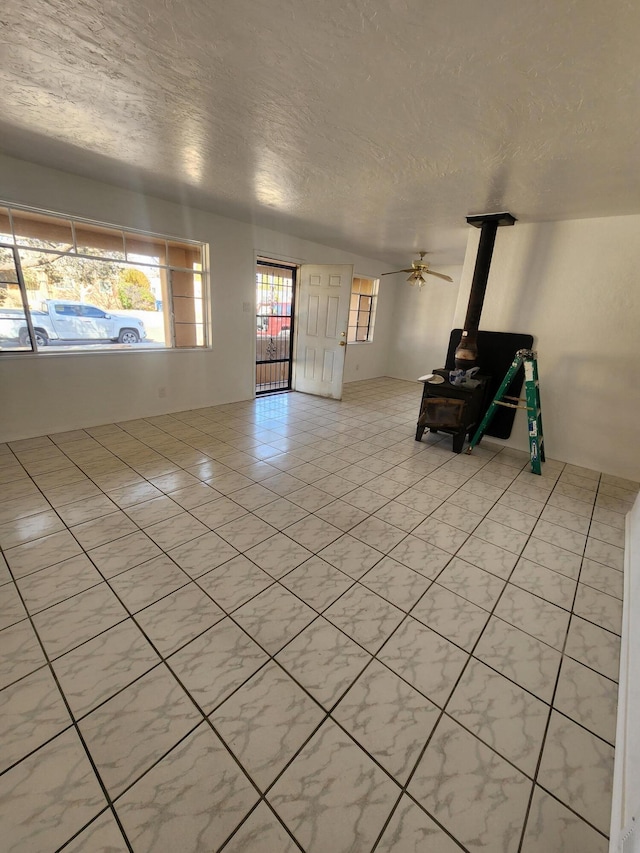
0, 346, 212, 360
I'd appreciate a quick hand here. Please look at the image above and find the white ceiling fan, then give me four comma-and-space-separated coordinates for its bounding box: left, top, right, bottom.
381, 251, 453, 288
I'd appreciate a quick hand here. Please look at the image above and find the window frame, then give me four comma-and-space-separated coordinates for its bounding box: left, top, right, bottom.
347, 276, 379, 344
0, 202, 209, 357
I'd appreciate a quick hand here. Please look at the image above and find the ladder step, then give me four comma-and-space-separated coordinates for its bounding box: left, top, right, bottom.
467, 349, 545, 475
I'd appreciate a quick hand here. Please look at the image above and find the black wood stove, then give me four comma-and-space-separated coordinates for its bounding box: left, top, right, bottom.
415, 212, 517, 453
416, 370, 491, 453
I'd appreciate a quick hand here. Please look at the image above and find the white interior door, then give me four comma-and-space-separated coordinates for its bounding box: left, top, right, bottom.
293, 263, 353, 399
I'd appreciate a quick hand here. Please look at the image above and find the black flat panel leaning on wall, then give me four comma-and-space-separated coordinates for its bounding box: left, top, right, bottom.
445, 330, 535, 439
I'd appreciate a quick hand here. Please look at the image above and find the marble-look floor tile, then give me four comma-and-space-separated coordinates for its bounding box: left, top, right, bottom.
554, 656, 618, 744
486, 503, 536, 534
473, 518, 528, 555
447, 658, 548, 776
287, 484, 335, 511
414, 477, 458, 501
373, 500, 426, 533
537, 711, 614, 834
378, 617, 468, 707
521, 786, 608, 853
333, 659, 439, 783
223, 803, 298, 853
69, 511, 139, 551
244, 532, 312, 578
496, 490, 545, 518
349, 516, 407, 553
144, 512, 209, 551
276, 618, 371, 710
376, 795, 463, 853
168, 618, 268, 713
539, 504, 590, 535
61, 810, 129, 853
280, 555, 354, 610
509, 558, 577, 610
573, 583, 622, 634
521, 538, 582, 579
0, 665, 71, 773
564, 616, 621, 681
79, 664, 201, 798
324, 584, 404, 653
135, 583, 226, 656
580, 558, 623, 599
0, 581, 27, 630
437, 557, 505, 609
253, 496, 310, 530
455, 535, 519, 579
430, 500, 483, 534
190, 495, 248, 528
546, 491, 594, 518
168, 530, 239, 579
474, 616, 562, 702
116, 723, 258, 852
16, 554, 102, 614
531, 519, 586, 556
211, 661, 324, 790
0, 727, 106, 853
196, 554, 273, 611
494, 584, 570, 650
588, 519, 625, 548
409, 714, 532, 853
393, 488, 443, 515
216, 515, 280, 551
233, 584, 316, 654
411, 517, 469, 554
584, 537, 624, 570
32, 583, 129, 659
0, 510, 65, 550
53, 620, 160, 718
5, 530, 83, 578
107, 481, 164, 509
411, 583, 490, 651
318, 533, 385, 579
268, 719, 399, 853
123, 495, 183, 528
387, 535, 451, 578
108, 554, 188, 613
87, 531, 163, 579
360, 556, 431, 611
284, 514, 343, 551
592, 506, 626, 530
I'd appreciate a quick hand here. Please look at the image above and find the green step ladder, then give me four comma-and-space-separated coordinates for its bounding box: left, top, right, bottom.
466, 349, 546, 475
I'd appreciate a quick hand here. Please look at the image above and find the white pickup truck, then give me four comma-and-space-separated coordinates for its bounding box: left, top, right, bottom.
18, 300, 147, 347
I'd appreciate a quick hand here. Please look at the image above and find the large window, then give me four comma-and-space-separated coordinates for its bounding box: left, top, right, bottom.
0, 205, 206, 354
348, 276, 378, 343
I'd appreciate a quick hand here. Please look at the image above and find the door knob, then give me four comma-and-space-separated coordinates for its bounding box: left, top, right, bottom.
339, 341, 346, 346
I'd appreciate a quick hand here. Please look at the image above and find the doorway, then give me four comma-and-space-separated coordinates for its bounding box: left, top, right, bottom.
255, 260, 296, 395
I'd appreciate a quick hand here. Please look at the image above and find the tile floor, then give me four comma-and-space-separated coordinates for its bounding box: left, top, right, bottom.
0, 377, 636, 853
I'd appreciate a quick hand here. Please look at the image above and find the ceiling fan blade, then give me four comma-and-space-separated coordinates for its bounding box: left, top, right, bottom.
426, 270, 454, 282
381, 268, 415, 276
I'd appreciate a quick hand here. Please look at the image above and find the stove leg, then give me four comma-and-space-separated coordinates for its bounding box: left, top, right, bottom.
452, 432, 465, 453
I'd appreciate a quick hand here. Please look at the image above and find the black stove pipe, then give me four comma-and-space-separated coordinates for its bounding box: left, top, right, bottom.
454, 212, 516, 370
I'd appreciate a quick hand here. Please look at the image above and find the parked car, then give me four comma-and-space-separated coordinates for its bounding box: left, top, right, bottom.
0, 308, 27, 343
18, 300, 146, 346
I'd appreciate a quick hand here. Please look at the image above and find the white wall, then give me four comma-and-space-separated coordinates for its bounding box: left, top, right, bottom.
0, 155, 397, 442
386, 267, 462, 380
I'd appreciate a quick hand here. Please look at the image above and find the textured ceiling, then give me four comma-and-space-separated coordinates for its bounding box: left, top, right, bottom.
1, 0, 639, 264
